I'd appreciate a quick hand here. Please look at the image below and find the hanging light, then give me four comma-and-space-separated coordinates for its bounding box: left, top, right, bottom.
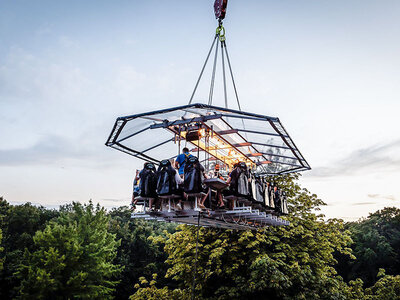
186, 128, 202, 141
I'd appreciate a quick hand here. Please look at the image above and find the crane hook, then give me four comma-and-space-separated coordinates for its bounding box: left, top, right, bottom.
214, 0, 228, 21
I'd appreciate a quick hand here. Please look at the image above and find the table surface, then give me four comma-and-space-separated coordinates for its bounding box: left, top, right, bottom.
204, 178, 229, 190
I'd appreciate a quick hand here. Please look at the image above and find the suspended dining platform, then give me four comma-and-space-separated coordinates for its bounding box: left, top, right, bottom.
105, 103, 309, 230
105, 1, 311, 230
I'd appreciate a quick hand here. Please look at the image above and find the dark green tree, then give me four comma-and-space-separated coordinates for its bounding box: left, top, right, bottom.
131, 174, 354, 300
0, 198, 59, 299
0, 226, 3, 270
364, 269, 400, 299
108, 206, 176, 299
336, 207, 400, 287
16, 201, 122, 299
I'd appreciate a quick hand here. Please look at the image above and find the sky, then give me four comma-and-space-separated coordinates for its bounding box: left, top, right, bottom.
0, 0, 399, 221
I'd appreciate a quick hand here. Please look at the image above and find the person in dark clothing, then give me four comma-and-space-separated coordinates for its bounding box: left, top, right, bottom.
213, 163, 227, 208
183, 156, 209, 209
274, 186, 281, 213
223, 162, 251, 209
226, 163, 239, 186
226, 162, 249, 195
138, 162, 157, 209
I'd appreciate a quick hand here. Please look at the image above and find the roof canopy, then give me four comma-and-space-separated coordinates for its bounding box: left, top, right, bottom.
105, 103, 310, 175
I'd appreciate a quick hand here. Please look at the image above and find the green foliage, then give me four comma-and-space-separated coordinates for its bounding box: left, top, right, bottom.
364, 269, 400, 299
0, 197, 59, 299
2, 181, 400, 299
130, 274, 187, 300
337, 207, 400, 287
0, 226, 3, 270
16, 201, 122, 299
345, 269, 400, 300
132, 174, 354, 299
108, 206, 176, 299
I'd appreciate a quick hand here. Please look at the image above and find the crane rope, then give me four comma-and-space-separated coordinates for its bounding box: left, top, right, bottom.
188, 35, 218, 105
188, 21, 243, 112
208, 36, 219, 105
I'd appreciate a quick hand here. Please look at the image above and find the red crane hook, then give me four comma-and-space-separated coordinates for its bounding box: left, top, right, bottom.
214, 0, 228, 21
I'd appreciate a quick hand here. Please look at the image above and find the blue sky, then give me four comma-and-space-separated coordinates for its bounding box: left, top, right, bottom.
1, 0, 399, 220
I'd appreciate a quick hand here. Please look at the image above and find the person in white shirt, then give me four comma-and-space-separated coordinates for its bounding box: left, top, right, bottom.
171, 159, 184, 210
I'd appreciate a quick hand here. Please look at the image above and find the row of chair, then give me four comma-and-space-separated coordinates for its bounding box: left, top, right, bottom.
132, 161, 288, 216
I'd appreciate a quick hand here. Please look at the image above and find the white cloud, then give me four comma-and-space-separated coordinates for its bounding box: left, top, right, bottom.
307, 139, 400, 178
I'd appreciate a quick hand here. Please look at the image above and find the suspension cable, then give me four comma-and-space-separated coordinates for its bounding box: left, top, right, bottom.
208, 37, 220, 105
223, 40, 248, 139
188, 21, 243, 112
189, 35, 218, 105
223, 41, 242, 111
221, 41, 228, 108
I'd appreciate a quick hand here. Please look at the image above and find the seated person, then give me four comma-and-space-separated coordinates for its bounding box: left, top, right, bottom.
212, 163, 228, 208
138, 162, 157, 209
183, 156, 209, 209
156, 159, 184, 209
131, 169, 140, 210
175, 147, 193, 178
171, 159, 184, 210
222, 163, 239, 209
253, 174, 265, 203
273, 186, 281, 213
223, 162, 250, 209
264, 181, 272, 208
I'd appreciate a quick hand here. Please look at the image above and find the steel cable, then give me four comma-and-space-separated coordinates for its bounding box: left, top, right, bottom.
208, 38, 220, 105
189, 35, 218, 105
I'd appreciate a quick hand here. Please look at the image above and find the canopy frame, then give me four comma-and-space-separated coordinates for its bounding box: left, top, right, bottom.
105, 103, 310, 175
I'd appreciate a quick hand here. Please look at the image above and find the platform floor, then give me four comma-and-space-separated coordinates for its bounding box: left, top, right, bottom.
131, 206, 289, 230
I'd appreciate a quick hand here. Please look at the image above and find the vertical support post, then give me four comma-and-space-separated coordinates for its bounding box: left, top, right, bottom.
191, 212, 201, 300
178, 125, 181, 156
208, 188, 212, 210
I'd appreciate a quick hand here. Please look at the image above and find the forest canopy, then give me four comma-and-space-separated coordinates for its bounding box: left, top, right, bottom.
1, 174, 400, 299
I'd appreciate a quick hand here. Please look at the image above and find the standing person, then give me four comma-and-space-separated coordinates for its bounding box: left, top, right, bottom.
175, 147, 192, 177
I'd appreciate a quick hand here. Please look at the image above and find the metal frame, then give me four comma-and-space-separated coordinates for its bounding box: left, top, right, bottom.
105, 103, 311, 175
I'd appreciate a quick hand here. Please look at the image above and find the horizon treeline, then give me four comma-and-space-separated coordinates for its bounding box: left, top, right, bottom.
1, 174, 400, 299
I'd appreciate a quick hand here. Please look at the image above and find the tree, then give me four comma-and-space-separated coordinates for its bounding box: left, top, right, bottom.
130, 274, 186, 300
0, 226, 3, 270
336, 207, 400, 287
16, 201, 122, 299
0, 198, 59, 299
131, 174, 354, 299
363, 269, 400, 300
108, 206, 176, 299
